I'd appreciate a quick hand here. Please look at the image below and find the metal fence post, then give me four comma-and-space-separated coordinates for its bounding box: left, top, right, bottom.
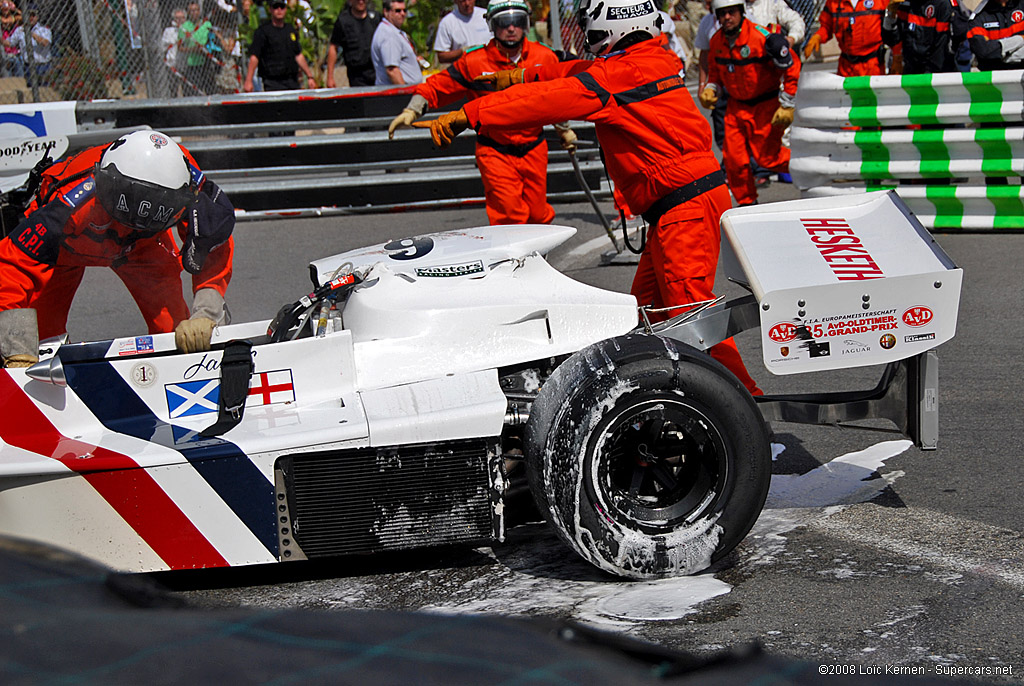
550, 0, 562, 51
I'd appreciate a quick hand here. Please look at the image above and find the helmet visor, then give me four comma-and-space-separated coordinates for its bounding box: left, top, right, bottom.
491, 10, 529, 30
95, 164, 196, 234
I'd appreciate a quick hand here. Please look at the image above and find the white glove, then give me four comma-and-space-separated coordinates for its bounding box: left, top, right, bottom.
0, 308, 39, 368
389, 109, 419, 138
1006, 41, 1024, 63
389, 94, 430, 138
999, 35, 1024, 58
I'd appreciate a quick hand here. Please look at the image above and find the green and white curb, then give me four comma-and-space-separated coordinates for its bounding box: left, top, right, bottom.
791, 69, 1024, 230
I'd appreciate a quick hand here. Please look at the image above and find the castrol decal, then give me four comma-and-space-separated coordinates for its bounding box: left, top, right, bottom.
902, 306, 934, 327
800, 218, 884, 281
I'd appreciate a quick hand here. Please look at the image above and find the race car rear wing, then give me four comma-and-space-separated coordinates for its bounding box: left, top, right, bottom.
654, 191, 961, 450
722, 190, 960, 375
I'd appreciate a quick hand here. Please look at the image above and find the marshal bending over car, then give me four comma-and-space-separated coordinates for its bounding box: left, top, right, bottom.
0, 191, 961, 579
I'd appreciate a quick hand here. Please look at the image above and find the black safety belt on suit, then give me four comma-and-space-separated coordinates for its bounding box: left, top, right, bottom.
573, 70, 727, 255
201, 339, 255, 437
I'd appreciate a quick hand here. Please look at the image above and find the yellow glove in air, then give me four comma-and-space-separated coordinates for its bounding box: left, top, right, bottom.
699, 87, 718, 109
771, 106, 795, 128
175, 317, 216, 353
411, 109, 470, 148
803, 34, 822, 58
388, 109, 419, 139
473, 68, 524, 91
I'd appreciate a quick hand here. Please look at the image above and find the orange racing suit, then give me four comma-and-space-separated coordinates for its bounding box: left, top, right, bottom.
707, 19, 801, 206
811, 0, 890, 75
465, 37, 762, 395
415, 39, 559, 225
0, 144, 234, 340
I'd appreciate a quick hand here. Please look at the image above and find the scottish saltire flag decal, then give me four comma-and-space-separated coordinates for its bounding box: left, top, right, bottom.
166, 379, 220, 418
248, 369, 295, 406
165, 370, 295, 418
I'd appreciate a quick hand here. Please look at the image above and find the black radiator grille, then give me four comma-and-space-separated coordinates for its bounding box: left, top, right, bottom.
279, 439, 496, 558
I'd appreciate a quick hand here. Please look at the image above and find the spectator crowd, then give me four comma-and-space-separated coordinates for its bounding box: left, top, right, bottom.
0, 0, 1016, 102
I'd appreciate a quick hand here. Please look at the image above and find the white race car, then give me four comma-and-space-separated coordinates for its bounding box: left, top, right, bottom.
0, 191, 961, 579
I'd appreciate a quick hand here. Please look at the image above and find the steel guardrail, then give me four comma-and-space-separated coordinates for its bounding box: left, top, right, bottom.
71, 86, 610, 219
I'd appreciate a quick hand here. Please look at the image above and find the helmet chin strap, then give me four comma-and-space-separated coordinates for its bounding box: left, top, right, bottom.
497, 36, 524, 51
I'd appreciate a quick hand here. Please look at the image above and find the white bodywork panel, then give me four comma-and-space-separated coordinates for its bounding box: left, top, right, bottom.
346, 256, 639, 390
309, 224, 578, 286
360, 370, 508, 446
0, 472, 169, 572
722, 191, 962, 375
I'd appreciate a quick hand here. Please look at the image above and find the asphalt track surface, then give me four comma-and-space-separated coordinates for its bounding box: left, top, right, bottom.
65, 182, 1024, 682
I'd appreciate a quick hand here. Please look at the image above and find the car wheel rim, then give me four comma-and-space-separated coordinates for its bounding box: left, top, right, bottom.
588, 395, 729, 531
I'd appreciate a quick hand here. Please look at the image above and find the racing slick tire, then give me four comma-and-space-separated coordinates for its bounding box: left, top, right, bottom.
524, 333, 771, 579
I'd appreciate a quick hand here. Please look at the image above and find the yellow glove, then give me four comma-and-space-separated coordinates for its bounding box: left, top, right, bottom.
803, 34, 822, 58
473, 68, 524, 91
411, 109, 470, 148
771, 106, 795, 128
3, 353, 38, 368
175, 317, 216, 353
557, 127, 578, 153
388, 109, 419, 139
698, 87, 718, 109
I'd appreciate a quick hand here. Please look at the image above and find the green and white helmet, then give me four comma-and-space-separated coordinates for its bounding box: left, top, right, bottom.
486, 0, 531, 37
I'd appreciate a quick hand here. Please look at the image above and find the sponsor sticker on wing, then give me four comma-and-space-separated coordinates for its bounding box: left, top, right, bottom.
165, 379, 220, 418
248, 369, 295, 407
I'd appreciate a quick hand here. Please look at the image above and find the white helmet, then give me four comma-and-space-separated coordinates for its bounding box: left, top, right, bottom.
486, 0, 530, 47
576, 0, 665, 56
710, 0, 744, 14
95, 130, 196, 234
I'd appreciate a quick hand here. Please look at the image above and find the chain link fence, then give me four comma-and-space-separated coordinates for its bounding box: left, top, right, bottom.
0, 0, 275, 104
0, 0, 828, 106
